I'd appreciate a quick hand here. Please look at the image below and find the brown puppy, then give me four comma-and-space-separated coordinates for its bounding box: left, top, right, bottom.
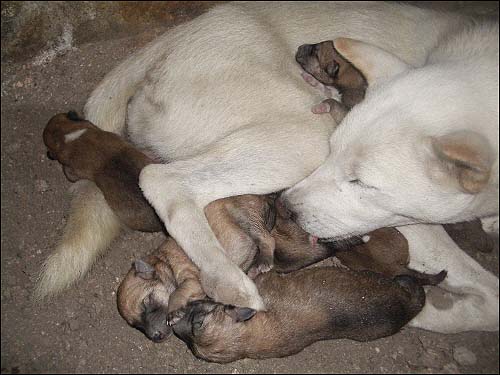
296, 40, 367, 109
172, 267, 446, 363
443, 220, 495, 254
43, 111, 162, 232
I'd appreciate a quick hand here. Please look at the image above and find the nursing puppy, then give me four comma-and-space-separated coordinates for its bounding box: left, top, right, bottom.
172, 267, 446, 363
296, 40, 367, 110
39, 2, 498, 333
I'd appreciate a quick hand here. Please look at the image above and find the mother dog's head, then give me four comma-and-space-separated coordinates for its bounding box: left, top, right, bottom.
283, 38, 498, 241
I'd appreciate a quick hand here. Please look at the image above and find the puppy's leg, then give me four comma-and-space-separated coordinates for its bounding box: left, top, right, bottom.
397, 224, 499, 333
162, 242, 206, 324
481, 216, 499, 235
140, 121, 331, 310
301, 71, 335, 98
311, 98, 349, 124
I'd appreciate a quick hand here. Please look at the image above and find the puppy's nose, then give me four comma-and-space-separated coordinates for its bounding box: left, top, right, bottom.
296, 44, 314, 64
151, 331, 166, 342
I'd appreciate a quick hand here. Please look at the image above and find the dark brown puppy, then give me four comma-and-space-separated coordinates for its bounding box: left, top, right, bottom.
172, 267, 446, 363
443, 220, 495, 254
43, 111, 162, 232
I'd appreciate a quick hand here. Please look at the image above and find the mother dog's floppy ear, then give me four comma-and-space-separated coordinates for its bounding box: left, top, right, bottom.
333, 38, 410, 85
428, 130, 494, 194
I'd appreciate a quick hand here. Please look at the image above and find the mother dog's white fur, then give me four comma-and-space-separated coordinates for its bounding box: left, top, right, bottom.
36, 2, 498, 333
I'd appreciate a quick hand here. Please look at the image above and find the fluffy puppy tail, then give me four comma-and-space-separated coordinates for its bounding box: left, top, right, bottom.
34, 34, 171, 300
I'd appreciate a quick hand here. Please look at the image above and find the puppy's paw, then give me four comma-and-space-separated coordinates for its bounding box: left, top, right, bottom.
167, 308, 187, 326
301, 71, 320, 87
311, 101, 331, 114
247, 261, 274, 279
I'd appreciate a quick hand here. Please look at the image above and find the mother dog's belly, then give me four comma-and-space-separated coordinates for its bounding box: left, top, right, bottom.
124, 3, 339, 161
125, 0, 437, 162
127, 66, 330, 161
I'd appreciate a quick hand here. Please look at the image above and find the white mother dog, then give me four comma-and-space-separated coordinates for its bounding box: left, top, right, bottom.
37, 2, 499, 333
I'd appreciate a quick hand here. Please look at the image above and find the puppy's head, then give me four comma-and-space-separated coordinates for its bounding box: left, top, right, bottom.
43, 111, 100, 181
172, 300, 256, 363
117, 255, 176, 343
296, 40, 367, 107
43, 112, 96, 159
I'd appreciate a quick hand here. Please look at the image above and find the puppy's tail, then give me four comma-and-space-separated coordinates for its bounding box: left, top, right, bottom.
35, 33, 173, 300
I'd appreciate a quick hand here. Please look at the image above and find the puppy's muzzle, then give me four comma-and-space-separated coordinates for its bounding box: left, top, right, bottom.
296, 44, 315, 65
47, 150, 57, 160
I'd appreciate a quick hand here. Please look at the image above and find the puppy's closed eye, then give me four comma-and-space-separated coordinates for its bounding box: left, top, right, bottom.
326, 62, 339, 78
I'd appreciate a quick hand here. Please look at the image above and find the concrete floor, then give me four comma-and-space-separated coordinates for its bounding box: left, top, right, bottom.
1, 2, 498, 373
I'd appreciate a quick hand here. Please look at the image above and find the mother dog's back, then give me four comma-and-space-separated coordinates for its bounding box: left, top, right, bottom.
95, 2, 463, 160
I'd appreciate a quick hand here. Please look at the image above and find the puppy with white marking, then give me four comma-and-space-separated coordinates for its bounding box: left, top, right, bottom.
43, 111, 163, 232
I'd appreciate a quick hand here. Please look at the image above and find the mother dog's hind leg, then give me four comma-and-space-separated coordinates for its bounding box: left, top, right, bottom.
397, 224, 499, 333
139, 121, 332, 310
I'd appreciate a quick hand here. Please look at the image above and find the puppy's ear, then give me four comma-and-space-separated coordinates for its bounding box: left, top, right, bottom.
333, 38, 410, 86
428, 130, 494, 194
134, 260, 156, 280
224, 305, 257, 323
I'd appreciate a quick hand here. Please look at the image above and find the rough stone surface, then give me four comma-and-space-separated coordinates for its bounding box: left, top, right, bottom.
1, 1, 223, 63
1, 1, 498, 374
453, 346, 478, 366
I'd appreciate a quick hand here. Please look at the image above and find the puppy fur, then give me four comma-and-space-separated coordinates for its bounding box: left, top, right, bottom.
172, 267, 445, 363
43, 112, 162, 232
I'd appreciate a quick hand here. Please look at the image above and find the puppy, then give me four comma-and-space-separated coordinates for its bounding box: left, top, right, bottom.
43, 111, 163, 232
296, 40, 367, 110
172, 267, 446, 363
443, 220, 495, 254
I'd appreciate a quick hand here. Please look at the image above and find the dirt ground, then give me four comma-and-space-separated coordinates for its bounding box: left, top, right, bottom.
1, 2, 499, 374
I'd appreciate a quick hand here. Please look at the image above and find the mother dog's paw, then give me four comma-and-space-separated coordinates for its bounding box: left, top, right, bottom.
139, 164, 170, 202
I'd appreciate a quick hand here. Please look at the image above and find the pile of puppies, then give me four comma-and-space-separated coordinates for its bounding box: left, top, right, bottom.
43, 41, 493, 363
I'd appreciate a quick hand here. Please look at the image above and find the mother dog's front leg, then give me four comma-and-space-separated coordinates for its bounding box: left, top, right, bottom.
397, 224, 499, 333
139, 164, 264, 310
